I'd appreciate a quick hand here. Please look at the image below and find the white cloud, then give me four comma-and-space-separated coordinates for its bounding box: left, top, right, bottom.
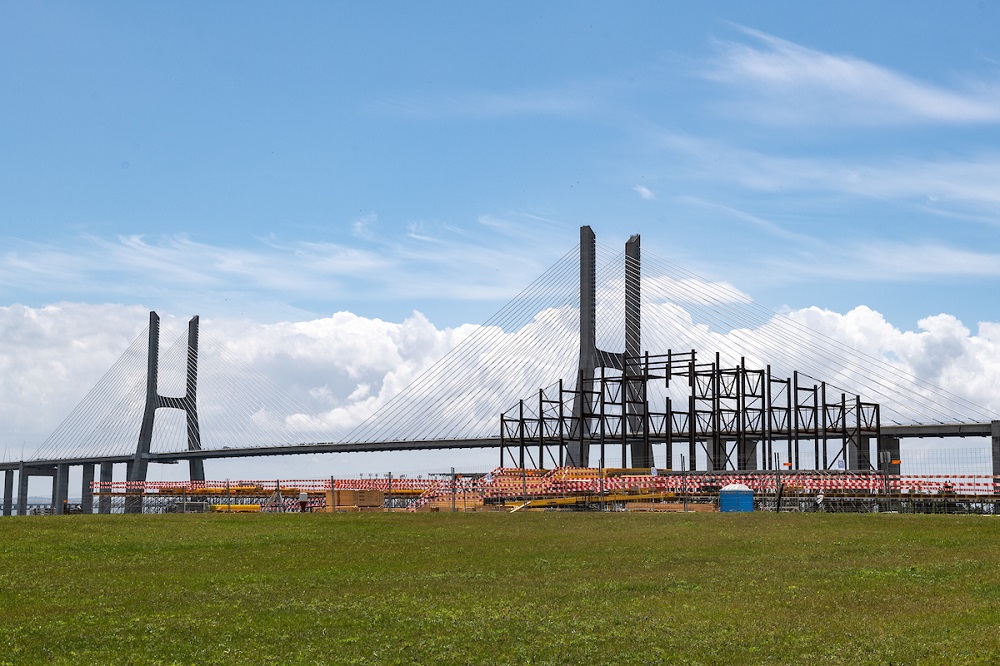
656, 132, 1000, 218
676, 196, 828, 246
633, 185, 656, 200
706, 27, 1000, 125
0, 305, 483, 466
804, 241, 1000, 281
3, 299, 996, 475
351, 212, 377, 240
0, 215, 573, 318
787, 307, 1000, 418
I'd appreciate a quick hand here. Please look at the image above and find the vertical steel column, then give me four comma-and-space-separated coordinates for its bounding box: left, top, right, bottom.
784, 374, 792, 470
737, 359, 746, 470
688, 352, 697, 471
538, 389, 545, 469
711, 354, 724, 471
838, 393, 848, 468
620, 358, 628, 467
792, 372, 800, 470
992, 420, 1000, 493
2, 470, 13, 516
736, 358, 757, 471
665, 396, 673, 471
599, 367, 606, 468
568, 226, 596, 467
642, 352, 651, 469
557, 379, 565, 467
518, 400, 525, 469
765, 365, 774, 470
820, 383, 828, 470
688, 394, 697, 472
848, 396, 871, 471
812, 384, 820, 471
81, 464, 95, 514
500, 417, 506, 468
99, 462, 113, 514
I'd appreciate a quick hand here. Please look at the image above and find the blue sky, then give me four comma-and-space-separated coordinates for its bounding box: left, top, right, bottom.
3, 1, 1000, 330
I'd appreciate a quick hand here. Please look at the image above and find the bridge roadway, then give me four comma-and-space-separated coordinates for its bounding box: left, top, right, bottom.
1, 422, 995, 472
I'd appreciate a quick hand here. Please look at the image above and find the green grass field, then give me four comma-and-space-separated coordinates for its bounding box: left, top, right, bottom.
2, 512, 1000, 665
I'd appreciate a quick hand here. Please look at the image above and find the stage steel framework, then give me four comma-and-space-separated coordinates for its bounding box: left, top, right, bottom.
501, 229, 881, 472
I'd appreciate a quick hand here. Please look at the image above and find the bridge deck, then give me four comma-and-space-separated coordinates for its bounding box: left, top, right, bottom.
1, 422, 993, 472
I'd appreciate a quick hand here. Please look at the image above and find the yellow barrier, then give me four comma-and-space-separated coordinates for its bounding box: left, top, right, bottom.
210, 504, 261, 513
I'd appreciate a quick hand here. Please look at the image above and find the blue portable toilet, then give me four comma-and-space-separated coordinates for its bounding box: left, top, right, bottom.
719, 483, 754, 512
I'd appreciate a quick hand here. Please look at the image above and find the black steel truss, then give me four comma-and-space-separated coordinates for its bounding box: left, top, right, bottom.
500, 349, 881, 472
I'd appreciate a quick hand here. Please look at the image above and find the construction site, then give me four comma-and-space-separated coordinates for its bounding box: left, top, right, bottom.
77, 466, 999, 515
4, 228, 999, 517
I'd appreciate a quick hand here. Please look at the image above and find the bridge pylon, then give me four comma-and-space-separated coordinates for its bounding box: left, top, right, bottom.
125, 312, 204, 513
566, 227, 649, 468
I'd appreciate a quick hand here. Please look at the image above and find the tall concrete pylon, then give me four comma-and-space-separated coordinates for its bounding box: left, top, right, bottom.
125, 312, 204, 512
624, 234, 651, 468
567, 228, 646, 468
567, 227, 597, 467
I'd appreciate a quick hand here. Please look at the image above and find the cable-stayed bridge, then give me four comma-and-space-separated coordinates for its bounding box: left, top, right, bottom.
2, 227, 998, 515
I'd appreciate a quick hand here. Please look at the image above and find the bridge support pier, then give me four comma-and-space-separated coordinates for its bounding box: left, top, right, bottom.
99, 462, 113, 514
81, 464, 94, 514
877, 436, 901, 476
710, 438, 726, 471
2, 470, 12, 516
737, 439, 758, 471
124, 460, 140, 513
17, 464, 28, 515
53, 464, 69, 515
16, 464, 57, 515
624, 235, 651, 469
849, 436, 872, 471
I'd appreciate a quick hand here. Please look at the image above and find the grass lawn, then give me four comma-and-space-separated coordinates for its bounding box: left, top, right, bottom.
2, 512, 1000, 665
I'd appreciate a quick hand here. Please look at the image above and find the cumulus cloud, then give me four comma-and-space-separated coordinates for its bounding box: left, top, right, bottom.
0, 305, 491, 477
3, 299, 997, 474
0, 304, 151, 460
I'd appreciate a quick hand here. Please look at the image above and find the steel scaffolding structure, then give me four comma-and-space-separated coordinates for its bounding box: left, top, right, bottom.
500, 348, 881, 472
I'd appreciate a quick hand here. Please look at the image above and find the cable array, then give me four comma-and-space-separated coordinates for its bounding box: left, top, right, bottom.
30, 321, 344, 462
29, 234, 996, 463
343, 245, 619, 443
29, 327, 150, 461
623, 243, 997, 425
192, 328, 343, 449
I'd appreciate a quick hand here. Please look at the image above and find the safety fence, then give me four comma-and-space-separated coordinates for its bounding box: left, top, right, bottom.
84, 469, 1000, 514
89, 470, 1000, 497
